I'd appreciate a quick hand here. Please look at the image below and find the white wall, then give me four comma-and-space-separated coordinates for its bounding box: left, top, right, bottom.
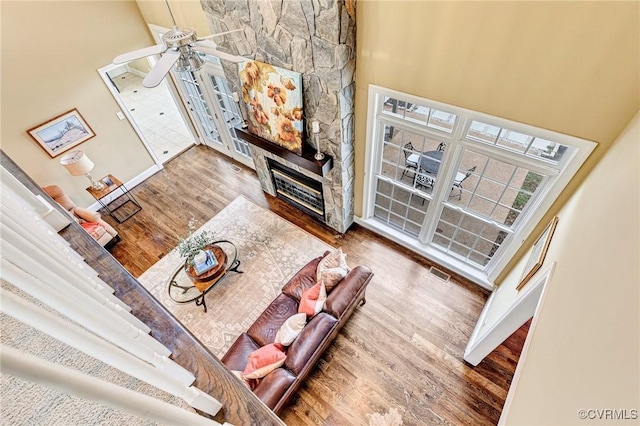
500, 111, 640, 425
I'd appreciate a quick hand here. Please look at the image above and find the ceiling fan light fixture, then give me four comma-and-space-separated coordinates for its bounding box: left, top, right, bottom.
174, 47, 205, 72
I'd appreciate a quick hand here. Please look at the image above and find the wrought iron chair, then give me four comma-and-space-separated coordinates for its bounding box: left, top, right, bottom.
414, 166, 436, 206
401, 142, 420, 179
415, 167, 436, 190
451, 166, 476, 200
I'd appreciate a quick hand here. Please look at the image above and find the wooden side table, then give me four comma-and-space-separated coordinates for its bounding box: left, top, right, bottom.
86, 174, 142, 223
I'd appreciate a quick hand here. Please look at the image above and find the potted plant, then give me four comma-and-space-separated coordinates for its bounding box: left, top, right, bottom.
176, 220, 221, 290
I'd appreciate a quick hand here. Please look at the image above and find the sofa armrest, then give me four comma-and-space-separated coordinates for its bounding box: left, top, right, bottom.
284, 312, 338, 376
252, 368, 296, 410
73, 206, 101, 223
324, 265, 373, 319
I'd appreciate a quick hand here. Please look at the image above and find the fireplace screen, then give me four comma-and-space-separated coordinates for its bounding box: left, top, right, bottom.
268, 160, 324, 221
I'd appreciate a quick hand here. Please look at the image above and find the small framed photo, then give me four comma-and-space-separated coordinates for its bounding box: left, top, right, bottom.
517, 216, 559, 291
27, 108, 96, 158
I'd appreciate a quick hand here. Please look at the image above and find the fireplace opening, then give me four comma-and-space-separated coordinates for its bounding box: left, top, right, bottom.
267, 159, 325, 222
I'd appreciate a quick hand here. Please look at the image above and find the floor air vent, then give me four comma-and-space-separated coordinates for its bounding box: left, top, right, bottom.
429, 266, 450, 282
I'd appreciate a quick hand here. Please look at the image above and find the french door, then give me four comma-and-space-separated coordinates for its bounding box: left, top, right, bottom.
148, 24, 253, 169
172, 61, 254, 169
362, 85, 595, 286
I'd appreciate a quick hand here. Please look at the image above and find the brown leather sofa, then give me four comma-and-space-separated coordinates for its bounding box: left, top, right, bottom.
221, 251, 373, 414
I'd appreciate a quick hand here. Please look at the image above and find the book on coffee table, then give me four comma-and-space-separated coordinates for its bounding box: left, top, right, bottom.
193, 249, 219, 276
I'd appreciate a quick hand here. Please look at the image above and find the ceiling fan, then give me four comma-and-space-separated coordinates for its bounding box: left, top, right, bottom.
113, 0, 244, 88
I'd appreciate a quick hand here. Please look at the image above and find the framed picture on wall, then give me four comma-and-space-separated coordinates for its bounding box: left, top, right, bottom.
27, 108, 96, 158
517, 216, 559, 291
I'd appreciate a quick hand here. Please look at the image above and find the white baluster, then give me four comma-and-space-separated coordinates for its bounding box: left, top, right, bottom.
2, 238, 134, 323
2, 289, 206, 396
1, 259, 171, 359
0, 345, 221, 426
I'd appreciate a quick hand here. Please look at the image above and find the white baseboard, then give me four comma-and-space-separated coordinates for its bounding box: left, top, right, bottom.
87, 165, 161, 212
125, 66, 147, 79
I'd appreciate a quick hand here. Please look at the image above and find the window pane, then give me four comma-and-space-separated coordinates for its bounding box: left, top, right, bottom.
496, 129, 531, 153
433, 208, 511, 268
525, 137, 571, 163
453, 149, 546, 225
380, 124, 448, 193
383, 97, 430, 124
467, 120, 500, 144
373, 178, 429, 238
427, 109, 457, 133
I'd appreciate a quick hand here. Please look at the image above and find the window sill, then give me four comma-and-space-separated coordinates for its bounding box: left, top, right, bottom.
354, 216, 495, 290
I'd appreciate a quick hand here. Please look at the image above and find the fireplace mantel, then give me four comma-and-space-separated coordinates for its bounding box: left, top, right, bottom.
235, 127, 333, 177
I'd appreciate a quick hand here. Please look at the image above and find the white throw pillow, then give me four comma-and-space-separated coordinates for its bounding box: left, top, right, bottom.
316, 248, 350, 290
274, 312, 307, 346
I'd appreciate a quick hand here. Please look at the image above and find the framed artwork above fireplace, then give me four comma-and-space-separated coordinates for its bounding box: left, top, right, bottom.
238, 60, 304, 156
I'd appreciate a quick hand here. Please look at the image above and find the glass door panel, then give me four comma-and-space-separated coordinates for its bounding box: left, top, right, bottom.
172, 61, 254, 169
174, 71, 222, 147
205, 73, 253, 167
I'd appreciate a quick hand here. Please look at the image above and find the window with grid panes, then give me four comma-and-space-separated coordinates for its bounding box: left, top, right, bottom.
362, 86, 596, 286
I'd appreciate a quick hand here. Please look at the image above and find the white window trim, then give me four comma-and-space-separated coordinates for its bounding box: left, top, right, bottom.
360, 84, 596, 288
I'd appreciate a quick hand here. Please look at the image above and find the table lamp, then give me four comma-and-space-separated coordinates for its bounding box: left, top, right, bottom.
59, 150, 105, 191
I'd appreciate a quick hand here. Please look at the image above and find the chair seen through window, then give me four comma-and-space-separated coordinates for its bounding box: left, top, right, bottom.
451, 166, 476, 200
401, 142, 420, 179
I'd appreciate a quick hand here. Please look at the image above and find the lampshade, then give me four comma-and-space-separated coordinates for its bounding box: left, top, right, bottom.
60, 150, 94, 176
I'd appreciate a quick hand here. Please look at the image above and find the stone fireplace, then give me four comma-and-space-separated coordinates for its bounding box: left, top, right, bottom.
202, 0, 356, 233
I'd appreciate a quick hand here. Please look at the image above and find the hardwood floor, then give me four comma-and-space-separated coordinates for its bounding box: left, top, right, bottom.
104, 145, 527, 425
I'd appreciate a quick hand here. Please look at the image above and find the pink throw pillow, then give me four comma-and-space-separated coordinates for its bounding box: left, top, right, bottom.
298, 281, 327, 317
242, 343, 286, 379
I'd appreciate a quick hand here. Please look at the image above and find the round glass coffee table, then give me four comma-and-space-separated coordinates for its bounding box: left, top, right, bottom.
167, 239, 242, 313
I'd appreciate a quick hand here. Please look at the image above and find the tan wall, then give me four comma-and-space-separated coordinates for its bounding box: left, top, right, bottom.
354, 1, 639, 278
1, 1, 156, 206
501, 111, 639, 424
136, 0, 209, 35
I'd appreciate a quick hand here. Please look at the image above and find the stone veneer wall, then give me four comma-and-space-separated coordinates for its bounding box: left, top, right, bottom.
201, 0, 356, 233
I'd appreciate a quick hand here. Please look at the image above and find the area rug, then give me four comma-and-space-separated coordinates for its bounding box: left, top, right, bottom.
138, 196, 332, 358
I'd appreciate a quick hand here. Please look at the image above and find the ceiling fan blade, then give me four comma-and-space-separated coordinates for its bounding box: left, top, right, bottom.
142, 50, 180, 88
192, 45, 244, 63
113, 44, 166, 64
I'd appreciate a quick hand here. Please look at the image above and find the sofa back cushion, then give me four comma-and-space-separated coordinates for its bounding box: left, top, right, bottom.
284, 312, 337, 376
324, 266, 373, 319
281, 254, 325, 301
248, 293, 299, 347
